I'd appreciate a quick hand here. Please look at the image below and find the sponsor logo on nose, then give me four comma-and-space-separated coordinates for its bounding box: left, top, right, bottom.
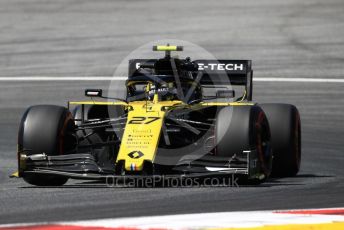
128, 151, 144, 159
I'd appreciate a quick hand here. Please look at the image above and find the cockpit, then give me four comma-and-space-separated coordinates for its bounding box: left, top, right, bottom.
126, 77, 202, 103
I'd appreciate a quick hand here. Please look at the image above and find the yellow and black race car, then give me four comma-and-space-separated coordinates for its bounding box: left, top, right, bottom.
15, 45, 301, 186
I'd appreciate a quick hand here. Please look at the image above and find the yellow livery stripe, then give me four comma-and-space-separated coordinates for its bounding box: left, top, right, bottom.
200, 102, 255, 106
69, 101, 128, 106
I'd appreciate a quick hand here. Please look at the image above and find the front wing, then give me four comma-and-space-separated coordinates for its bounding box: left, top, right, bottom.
17, 150, 262, 182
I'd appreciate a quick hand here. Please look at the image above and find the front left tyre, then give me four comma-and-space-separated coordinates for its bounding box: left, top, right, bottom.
215, 105, 272, 183
260, 103, 301, 177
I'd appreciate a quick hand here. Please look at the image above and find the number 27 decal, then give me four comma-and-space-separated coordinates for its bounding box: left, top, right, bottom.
128, 117, 160, 124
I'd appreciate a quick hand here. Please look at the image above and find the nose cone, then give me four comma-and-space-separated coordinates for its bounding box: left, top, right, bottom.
116, 102, 165, 172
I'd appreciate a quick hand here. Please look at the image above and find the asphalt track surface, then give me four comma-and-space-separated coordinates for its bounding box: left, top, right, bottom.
0, 0, 343, 225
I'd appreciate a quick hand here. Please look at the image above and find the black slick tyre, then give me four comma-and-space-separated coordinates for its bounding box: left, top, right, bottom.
18, 105, 76, 186
216, 105, 272, 182
260, 103, 301, 177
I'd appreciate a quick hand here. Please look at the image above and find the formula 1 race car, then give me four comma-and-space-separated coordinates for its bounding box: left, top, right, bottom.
15, 45, 301, 186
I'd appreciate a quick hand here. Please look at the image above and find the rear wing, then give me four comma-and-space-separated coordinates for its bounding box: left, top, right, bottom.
194, 60, 253, 101
128, 59, 253, 100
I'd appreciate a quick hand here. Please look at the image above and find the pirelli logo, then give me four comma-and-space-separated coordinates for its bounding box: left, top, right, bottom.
197, 63, 244, 71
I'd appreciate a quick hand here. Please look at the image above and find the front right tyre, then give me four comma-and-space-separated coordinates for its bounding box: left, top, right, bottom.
18, 105, 76, 186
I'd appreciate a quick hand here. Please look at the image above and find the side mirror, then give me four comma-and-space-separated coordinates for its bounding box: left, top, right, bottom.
216, 90, 235, 98
85, 89, 103, 97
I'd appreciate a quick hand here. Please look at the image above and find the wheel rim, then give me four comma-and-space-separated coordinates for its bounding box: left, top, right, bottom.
255, 111, 272, 177
294, 113, 301, 172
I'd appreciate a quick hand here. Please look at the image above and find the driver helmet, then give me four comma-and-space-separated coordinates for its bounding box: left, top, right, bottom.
146, 82, 178, 100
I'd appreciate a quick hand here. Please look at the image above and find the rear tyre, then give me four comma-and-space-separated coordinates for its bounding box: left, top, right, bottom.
216, 106, 272, 182
260, 103, 301, 177
18, 105, 76, 186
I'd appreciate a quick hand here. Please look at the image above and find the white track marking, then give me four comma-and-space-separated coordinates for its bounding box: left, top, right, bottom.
0, 208, 343, 229
0, 76, 343, 83
66, 210, 344, 229
254, 77, 344, 83
0, 76, 126, 81
1, 210, 343, 229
